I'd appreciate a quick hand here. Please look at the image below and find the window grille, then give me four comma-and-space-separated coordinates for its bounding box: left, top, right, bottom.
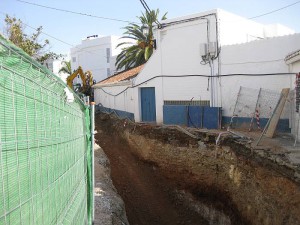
164, 100, 210, 106
106, 48, 110, 63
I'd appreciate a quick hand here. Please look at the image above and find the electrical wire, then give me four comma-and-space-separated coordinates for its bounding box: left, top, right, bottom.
0, 11, 113, 60
138, 0, 162, 28
14, 0, 300, 27
15, 0, 134, 23
161, 0, 299, 28
186, 98, 200, 128
249, 0, 300, 20
23, 22, 75, 48
95, 72, 296, 97
6, 0, 298, 75
139, 0, 151, 15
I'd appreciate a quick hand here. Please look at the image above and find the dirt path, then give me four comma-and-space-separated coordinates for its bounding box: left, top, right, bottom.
95, 120, 208, 225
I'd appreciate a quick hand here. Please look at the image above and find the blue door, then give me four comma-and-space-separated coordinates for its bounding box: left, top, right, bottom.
141, 87, 156, 122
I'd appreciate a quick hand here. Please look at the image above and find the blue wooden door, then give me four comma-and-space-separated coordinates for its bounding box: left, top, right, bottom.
141, 87, 156, 122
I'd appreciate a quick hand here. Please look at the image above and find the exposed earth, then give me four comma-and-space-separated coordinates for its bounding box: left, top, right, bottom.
94, 112, 300, 225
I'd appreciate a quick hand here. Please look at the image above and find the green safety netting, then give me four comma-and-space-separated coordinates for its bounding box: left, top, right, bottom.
0, 35, 93, 225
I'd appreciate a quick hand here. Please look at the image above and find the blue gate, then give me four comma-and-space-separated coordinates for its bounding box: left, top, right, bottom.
141, 87, 156, 122
163, 105, 221, 129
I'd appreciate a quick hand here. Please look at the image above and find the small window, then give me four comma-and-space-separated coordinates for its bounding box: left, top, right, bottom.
72, 57, 76, 62
106, 48, 110, 63
107, 68, 111, 77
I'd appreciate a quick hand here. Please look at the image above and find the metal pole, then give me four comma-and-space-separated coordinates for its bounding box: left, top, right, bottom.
209, 58, 214, 107
211, 58, 215, 107
90, 102, 95, 222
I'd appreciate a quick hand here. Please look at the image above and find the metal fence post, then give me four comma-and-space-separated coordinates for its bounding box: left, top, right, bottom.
90, 102, 95, 222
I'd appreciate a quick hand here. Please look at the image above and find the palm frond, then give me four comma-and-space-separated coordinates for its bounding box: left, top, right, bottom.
58, 60, 72, 75
115, 9, 167, 71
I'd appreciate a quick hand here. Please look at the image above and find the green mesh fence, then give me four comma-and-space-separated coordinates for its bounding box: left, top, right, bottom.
0, 35, 93, 225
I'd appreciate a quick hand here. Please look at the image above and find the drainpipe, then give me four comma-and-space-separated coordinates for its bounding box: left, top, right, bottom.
209, 57, 214, 107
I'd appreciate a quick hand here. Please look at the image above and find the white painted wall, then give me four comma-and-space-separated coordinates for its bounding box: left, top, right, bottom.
218, 9, 265, 44
94, 84, 136, 115
70, 35, 133, 83
286, 52, 300, 140
264, 24, 295, 38
94, 9, 298, 128
43, 56, 69, 83
217, 9, 294, 45
220, 34, 300, 117
289, 61, 300, 72
109, 55, 118, 76
71, 36, 112, 83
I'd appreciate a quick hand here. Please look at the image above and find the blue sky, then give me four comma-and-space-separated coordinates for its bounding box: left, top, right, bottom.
1, 0, 299, 54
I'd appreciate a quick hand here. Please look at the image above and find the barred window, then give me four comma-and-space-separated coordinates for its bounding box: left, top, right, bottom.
164, 100, 210, 106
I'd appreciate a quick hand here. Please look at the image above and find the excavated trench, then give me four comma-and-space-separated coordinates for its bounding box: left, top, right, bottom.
95, 113, 300, 225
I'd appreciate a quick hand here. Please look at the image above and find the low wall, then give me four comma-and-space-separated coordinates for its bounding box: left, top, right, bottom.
222, 116, 291, 132
163, 105, 222, 129
96, 105, 135, 121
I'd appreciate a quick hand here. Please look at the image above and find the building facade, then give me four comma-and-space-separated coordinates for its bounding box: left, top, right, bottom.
43, 55, 70, 83
70, 35, 133, 83
93, 9, 299, 136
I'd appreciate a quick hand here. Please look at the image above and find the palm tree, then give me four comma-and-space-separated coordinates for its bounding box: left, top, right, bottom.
115, 9, 167, 71
59, 60, 72, 75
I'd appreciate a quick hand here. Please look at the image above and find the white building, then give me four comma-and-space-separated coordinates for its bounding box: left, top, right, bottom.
93, 9, 299, 136
43, 55, 70, 83
70, 35, 133, 83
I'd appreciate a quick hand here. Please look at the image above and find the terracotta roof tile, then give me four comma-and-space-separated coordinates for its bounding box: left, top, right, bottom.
97, 64, 144, 85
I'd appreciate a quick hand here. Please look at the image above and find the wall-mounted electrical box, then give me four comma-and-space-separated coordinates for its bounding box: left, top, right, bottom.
200, 43, 208, 57
200, 42, 217, 58
208, 42, 216, 57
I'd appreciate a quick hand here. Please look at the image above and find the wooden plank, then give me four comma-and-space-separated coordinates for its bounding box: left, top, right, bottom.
265, 88, 290, 138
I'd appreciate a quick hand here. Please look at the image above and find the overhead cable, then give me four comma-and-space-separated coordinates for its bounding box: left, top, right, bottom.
138, 0, 162, 28
0, 11, 110, 60
95, 72, 296, 97
249, 0, 300, 20
0, 11, 74, 47
15, 0, 134, 23
139, 0, 151, 14
15, 0, 300, 25
161, 1, 300, 28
